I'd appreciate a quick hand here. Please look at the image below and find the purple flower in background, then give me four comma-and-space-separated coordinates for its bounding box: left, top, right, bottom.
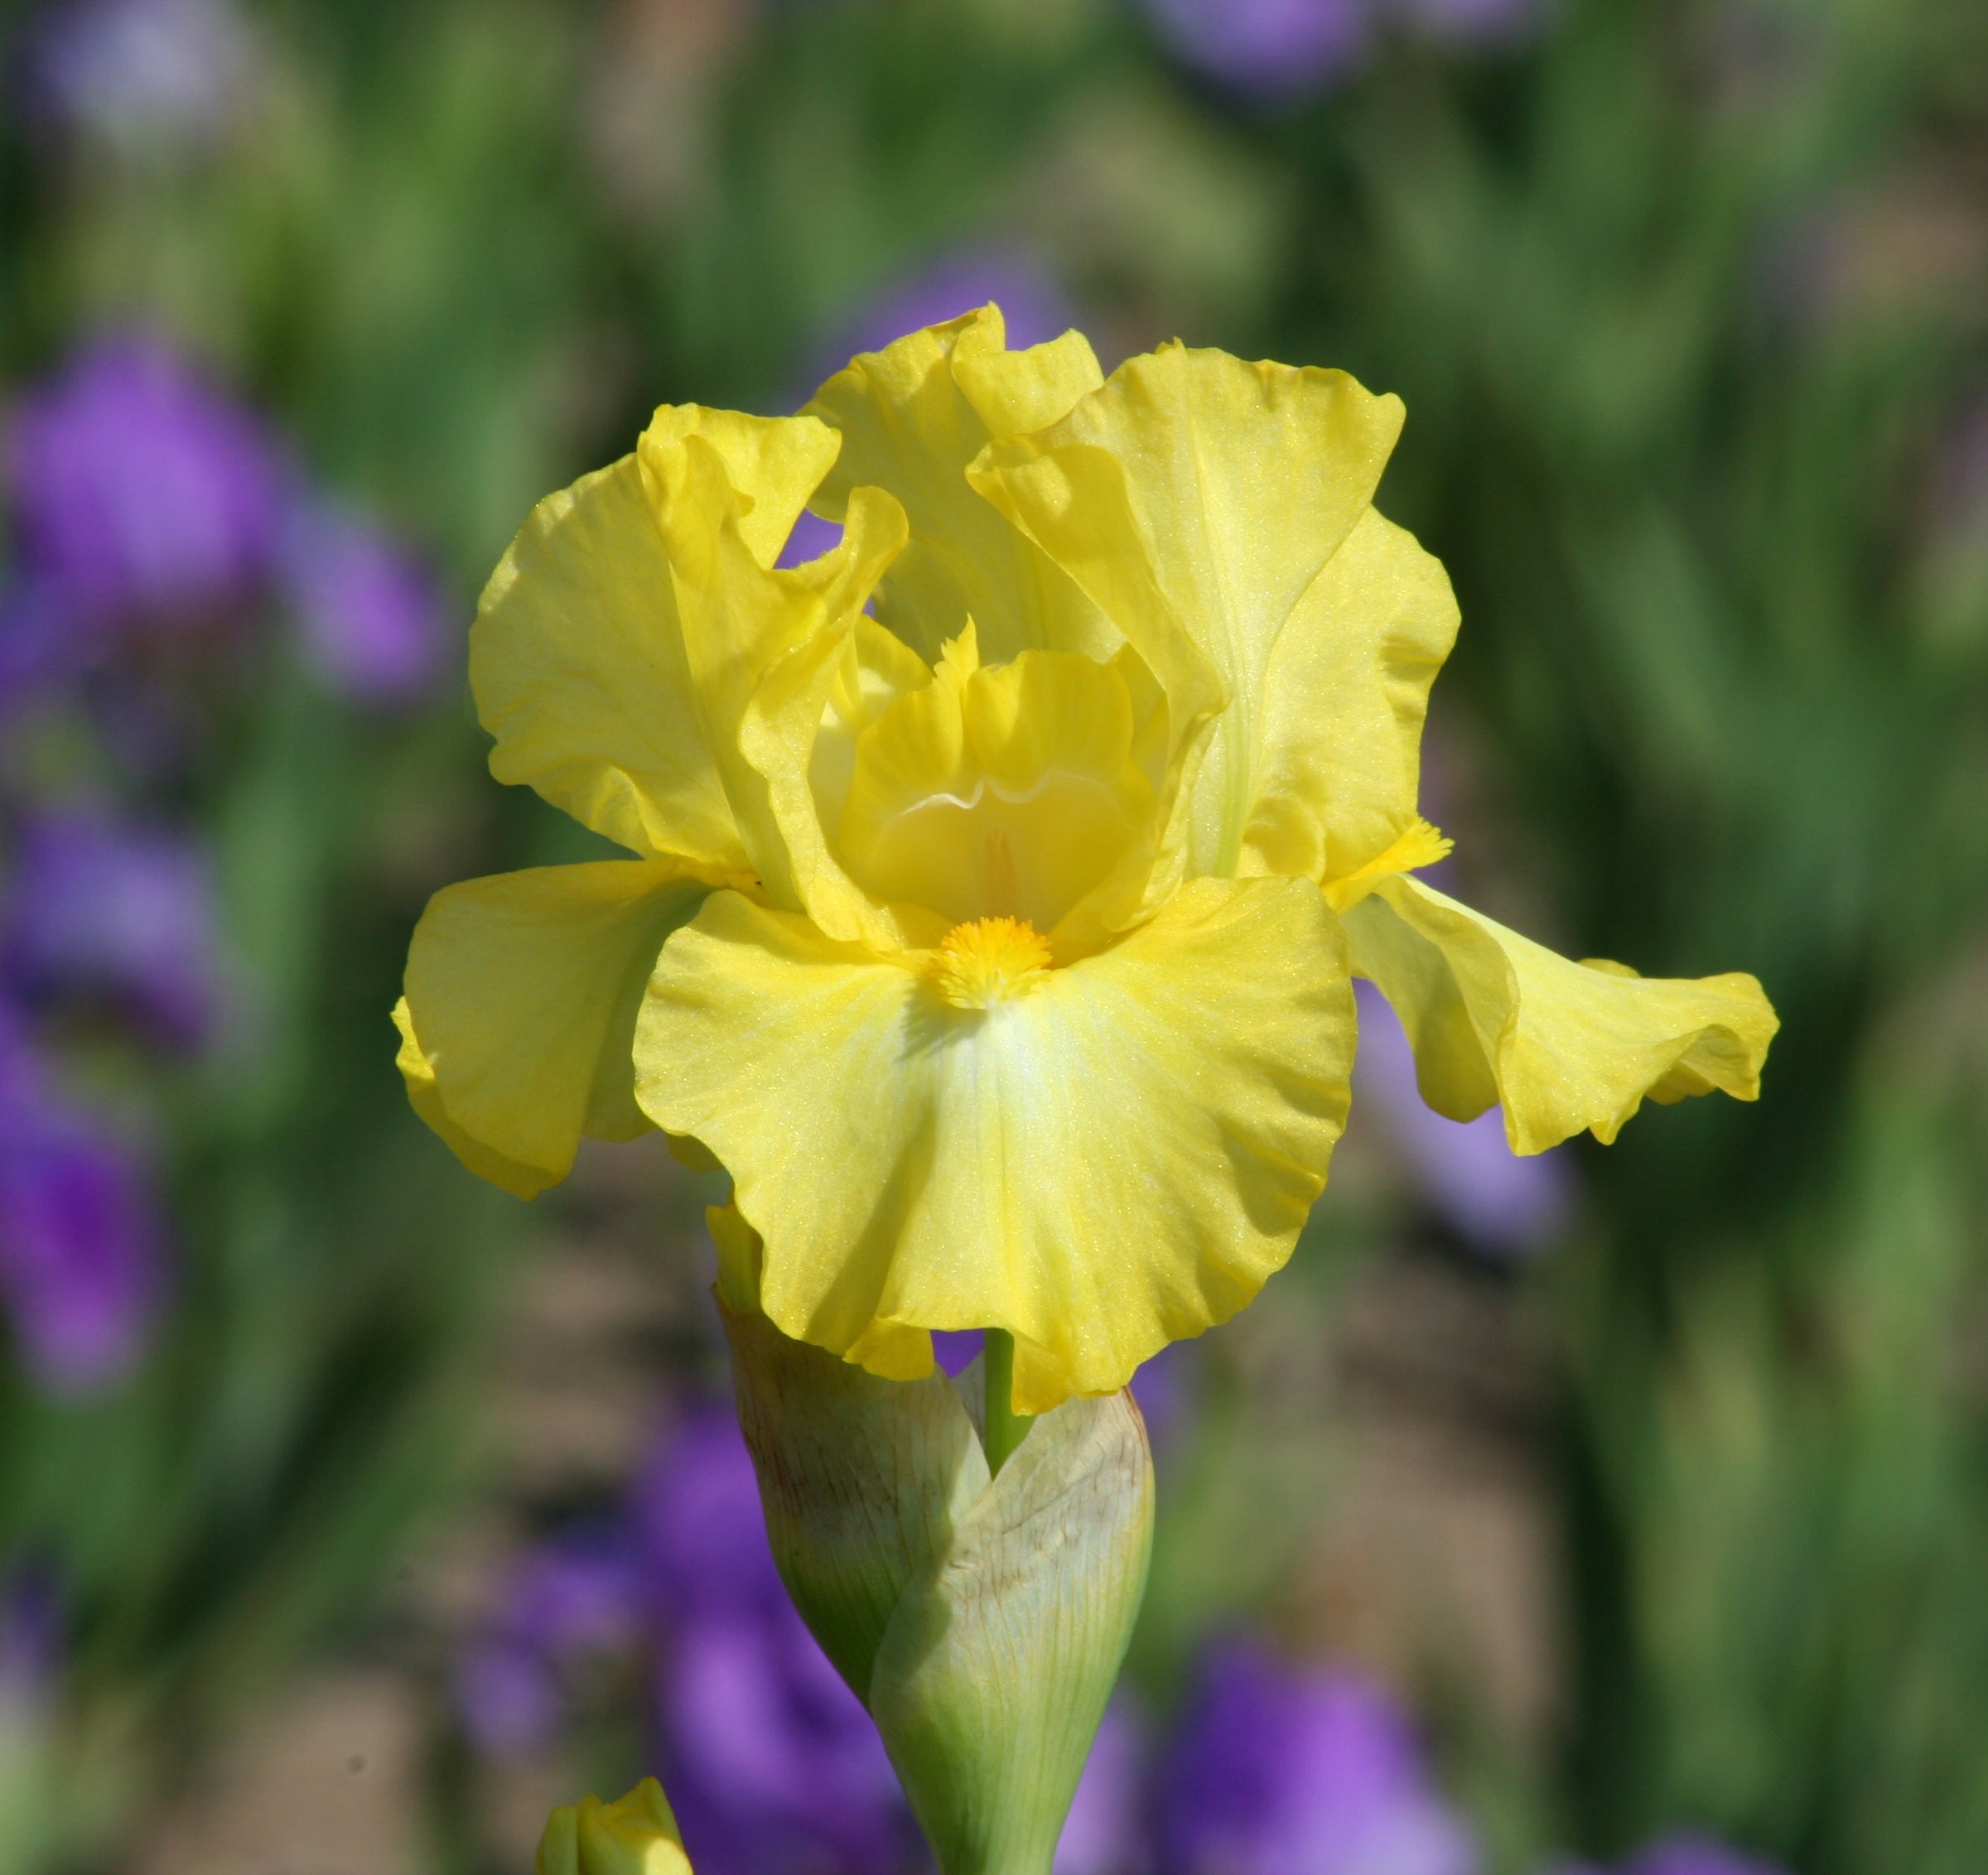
4, 336, 283, 640
20, 0, 262, 154
926, 1332, 1190, 1452
1136, 0, 1541, 99
1160, 1644, 1477, 1875
1140, 0, 1369, 99
457, 1522, 644, 1755
0, 577, 76, 712
279, 504, 447, 706
459, 1405, 914, 1873
1127, 1339, 1195, 1450
637, 1406, 913, 1875
1057, 1699, 1146, 1875
0, 1020, 165, 1395
931, 1327, 985, 1376
0, 1566, 60, 1684
1351, 978, 1571, 1256
1624, 1839, 1788, 1875
2, 811, 224, 1051
0, 1564, 61, 1746
809, 248, 1073, 385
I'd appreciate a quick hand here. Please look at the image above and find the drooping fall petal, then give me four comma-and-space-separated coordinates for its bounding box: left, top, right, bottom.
634, 876, 1355, 1411
398, 859, 714, 1193
1345, 876, 1779, 1154
393, 998, 555, 1201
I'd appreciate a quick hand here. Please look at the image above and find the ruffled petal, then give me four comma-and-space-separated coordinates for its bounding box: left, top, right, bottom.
971, 345, 1410, 880
635, 877, 1354, 1411
399, 859, 714, 1193
803, 306, 1117, 665
1345, 877, 1779, 1154
649, 433, 911, 943
472, 405, 840, 872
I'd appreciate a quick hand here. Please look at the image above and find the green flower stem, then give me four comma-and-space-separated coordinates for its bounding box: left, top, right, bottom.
983, 1329, 1032, 1474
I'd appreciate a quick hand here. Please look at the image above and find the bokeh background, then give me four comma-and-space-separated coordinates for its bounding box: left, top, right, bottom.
2, 0, 1987, 1871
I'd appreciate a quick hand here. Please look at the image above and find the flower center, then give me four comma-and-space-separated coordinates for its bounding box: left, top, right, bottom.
824, 628, 1160, 937
929, 917, 1053, 1010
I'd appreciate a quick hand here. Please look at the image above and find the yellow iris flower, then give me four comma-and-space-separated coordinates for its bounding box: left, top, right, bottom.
395, 306, 1777, 1413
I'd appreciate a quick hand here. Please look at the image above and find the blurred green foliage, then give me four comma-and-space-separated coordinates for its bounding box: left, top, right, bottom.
2, 0, 1986, 1870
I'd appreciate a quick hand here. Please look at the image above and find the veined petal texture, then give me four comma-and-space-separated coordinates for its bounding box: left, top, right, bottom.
635, 875, 1355, 1411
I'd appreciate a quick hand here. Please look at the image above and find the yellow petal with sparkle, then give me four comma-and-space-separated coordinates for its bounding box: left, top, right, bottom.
1346, 876, 1779, 1154
1321, 817, 1454, 915
537, 1777, 691, 1875
633, 877, 1354, 1412
399, 859, 713, 1193
972, 345, 1409, 880
803, 306, 1117, 665
474, 405, 839, 872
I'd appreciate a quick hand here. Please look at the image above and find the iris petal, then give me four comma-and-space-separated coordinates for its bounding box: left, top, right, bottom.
804, 306, 1117, 664
473, 405, 839, 871
634, 877, 1354, 1411
837, 636, 1158, 935
972, 345, 1409, 881
1346, 877, 1779, 1153
652, 434, 907, 926
1247, 511, 1459, 891
398, 859, 713, 1193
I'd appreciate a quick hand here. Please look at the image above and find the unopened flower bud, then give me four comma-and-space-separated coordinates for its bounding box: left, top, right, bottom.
536, 1777, 691, 1875
715, 1206, 1154, 1875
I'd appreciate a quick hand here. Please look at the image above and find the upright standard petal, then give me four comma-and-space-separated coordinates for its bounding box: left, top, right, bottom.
1245, 510, 1459, 891
1345, 877, 1779, 1154
472, 406, 840, 872
803, 306, 1117, 665
399, 859, 714, 1194
972, 345, 1409, 880
634, 877, 1354, 1412
654, 435, 911, 942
